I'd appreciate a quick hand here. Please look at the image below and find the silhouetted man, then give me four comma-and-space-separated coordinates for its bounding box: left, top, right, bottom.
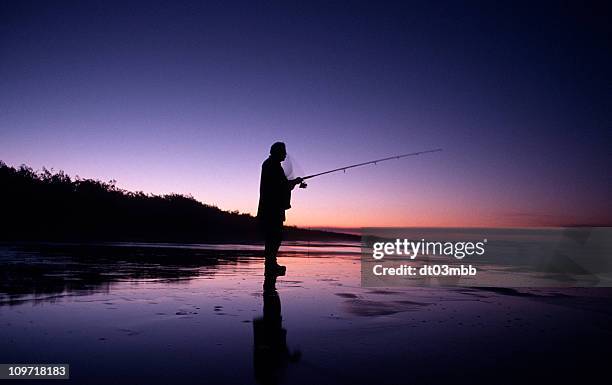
257, 142, 303, 275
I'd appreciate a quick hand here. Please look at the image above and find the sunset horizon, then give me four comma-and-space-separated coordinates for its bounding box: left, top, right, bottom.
2, 157, 609, 229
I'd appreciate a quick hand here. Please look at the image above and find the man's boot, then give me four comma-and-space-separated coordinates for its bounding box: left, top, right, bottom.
265, 257, 286, 276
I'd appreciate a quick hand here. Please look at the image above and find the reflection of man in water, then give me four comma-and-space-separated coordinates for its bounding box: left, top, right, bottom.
257, 142, 303, 274
253, 274, 301, 385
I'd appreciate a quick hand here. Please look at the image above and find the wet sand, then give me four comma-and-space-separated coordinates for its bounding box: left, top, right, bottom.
1, 242, 611, 384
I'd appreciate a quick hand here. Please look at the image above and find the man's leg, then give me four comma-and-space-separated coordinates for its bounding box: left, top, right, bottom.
264, 232, 273, 262
265, 226, 281, 266
264, 224, 285, 274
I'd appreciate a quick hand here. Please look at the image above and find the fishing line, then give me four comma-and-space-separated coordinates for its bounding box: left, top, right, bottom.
281, 153, 305, 180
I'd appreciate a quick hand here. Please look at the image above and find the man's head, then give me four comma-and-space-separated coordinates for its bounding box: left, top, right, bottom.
270, 142, 287, 161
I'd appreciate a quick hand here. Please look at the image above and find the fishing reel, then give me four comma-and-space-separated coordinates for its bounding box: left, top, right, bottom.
299, 181, 308, 189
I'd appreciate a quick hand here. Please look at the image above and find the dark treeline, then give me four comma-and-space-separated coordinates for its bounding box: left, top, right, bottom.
0, 161, 356, 243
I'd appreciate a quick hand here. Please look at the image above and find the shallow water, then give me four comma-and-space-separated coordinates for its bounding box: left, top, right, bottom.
1, 242, 611, 384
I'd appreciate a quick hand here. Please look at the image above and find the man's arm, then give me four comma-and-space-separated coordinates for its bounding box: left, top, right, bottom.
288, 177, 303, 190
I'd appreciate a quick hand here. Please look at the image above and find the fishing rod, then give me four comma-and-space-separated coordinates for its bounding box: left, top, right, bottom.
298, 148, 442, 186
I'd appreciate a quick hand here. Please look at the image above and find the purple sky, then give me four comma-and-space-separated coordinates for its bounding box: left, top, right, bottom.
1, 1, 610, 227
